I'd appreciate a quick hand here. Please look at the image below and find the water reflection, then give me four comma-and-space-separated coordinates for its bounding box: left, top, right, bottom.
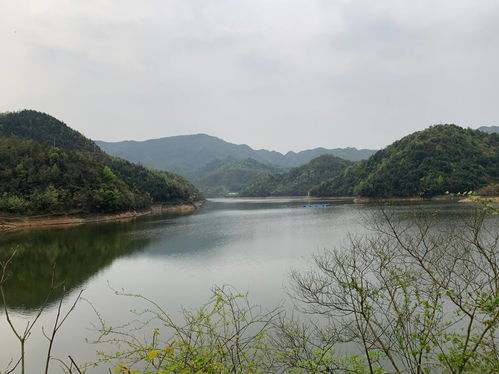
0, 199, 478, 312
0, 220, 155, 310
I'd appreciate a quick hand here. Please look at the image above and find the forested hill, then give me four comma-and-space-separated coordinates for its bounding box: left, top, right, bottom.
0, 110, 98, 152
96, 134, 376, 176
310, 125, 499, 198
195, 158, 283, 197
240, 155, 352, 197
0, 110, 201, 215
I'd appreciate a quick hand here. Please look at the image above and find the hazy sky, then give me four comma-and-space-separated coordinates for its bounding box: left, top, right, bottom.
1, 0, 498, 152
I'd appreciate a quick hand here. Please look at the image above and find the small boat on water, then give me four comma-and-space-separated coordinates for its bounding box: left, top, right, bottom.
303, 203, 330, 208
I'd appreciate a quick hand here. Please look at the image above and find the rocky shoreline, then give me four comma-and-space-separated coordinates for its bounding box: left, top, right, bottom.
0, 201, 205, 232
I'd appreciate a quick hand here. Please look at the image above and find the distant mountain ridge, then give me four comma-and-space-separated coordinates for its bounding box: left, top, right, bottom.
95, 134, 376, 176
477, 126, 499, 134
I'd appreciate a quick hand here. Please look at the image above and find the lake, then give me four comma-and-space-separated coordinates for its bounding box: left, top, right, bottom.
0, 198, 482, 372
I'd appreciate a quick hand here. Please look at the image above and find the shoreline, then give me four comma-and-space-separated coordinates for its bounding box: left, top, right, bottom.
352, 195, 459, 203
0, 201, 205, 232
458, 196, 499, 204
233, 195, 499, 204
231, 196, 355, 200
230, 195, 458, 203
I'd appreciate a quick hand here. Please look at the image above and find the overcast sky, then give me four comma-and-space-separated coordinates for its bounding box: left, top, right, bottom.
1, 0, 498, 152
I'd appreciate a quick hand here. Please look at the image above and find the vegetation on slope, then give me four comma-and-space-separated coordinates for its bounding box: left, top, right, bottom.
194, 157, 283, 196
107, 157, 201, 202
310, 124, 499, 197
0, 137, 151, 214
240, 154, 352, 197
0, 110, 98, 152
0, 110, 201, 215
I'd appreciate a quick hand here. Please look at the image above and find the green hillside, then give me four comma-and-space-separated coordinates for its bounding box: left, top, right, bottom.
195, 158, 283, 196
107, 157, 200, 202
0, 110, 98, 152
0, 110, 201, 215
240, 154, 352, 197
310, 125, 499, 198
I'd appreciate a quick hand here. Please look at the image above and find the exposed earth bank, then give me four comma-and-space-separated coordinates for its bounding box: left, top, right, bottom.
0, 201, 205, 231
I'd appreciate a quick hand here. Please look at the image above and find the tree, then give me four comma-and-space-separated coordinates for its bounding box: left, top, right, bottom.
290, 205, 499, 373
89, 286, 281, 373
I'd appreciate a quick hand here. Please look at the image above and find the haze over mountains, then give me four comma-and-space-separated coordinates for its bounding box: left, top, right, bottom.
96, 134, 377, 177
477, 126, 499, 134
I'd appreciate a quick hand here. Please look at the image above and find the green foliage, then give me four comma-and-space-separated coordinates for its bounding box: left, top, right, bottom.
0, 137, 150, 214
90, 287, 393, 374
195, 157, 283, 196
240, 155, 352, 197
0, 110, 98, 152
0, 110, 202, 215
107, 158, 201, 202
91, 286, 279, 373
310, 125, 499, 197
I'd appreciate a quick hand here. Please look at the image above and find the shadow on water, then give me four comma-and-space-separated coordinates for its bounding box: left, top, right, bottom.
0, 219, 157, 311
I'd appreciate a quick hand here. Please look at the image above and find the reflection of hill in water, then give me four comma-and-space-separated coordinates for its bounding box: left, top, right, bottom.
0, 221, 155, 311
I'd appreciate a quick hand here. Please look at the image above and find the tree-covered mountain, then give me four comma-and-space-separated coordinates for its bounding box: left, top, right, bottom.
240, 155, 352, 197
194, 158, 283, 197
0, 110, 98, 152
310, 125, 499, 198
95, 134, 376, 177
0, 110, 201, 215
477, 125, 499, 134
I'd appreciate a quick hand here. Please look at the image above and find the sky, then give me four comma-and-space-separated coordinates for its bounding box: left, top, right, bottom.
1, 0, 498, 153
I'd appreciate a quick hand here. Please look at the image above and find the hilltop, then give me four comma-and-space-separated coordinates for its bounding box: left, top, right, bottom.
0, 110, 201, 216
96, 134, 375, 177
310, 125, 499, 198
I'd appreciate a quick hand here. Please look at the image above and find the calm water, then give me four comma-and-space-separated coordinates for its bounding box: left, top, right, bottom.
0, 198, 481, 371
